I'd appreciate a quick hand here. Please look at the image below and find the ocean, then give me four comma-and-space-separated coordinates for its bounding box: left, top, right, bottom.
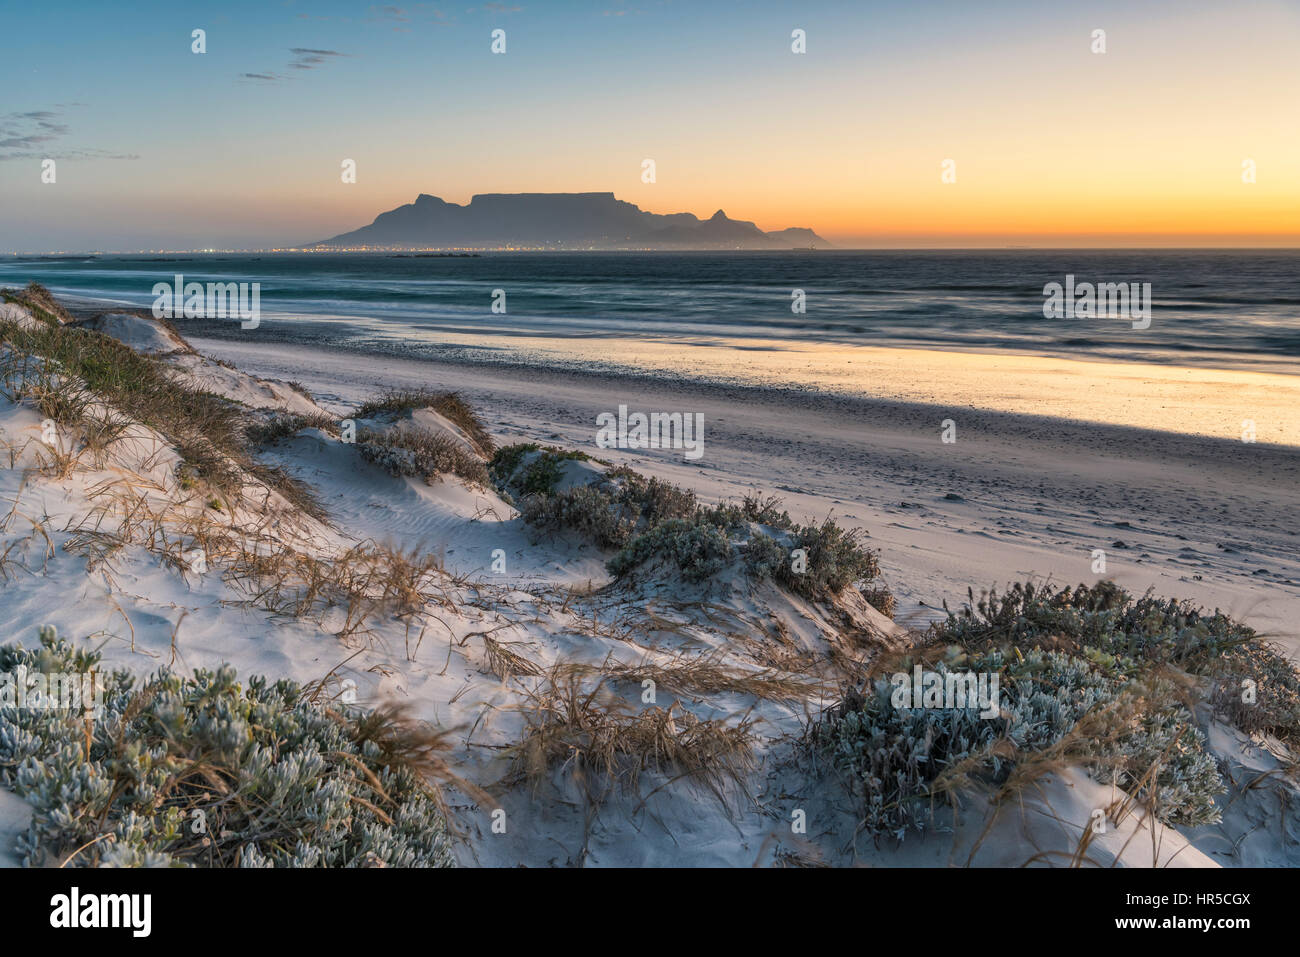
3, 250, 1297, 375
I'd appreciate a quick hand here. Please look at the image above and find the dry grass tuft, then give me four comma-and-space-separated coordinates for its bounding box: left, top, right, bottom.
355, 389, 495, 456
509, 664, 758, 811
481, 634, 543, 680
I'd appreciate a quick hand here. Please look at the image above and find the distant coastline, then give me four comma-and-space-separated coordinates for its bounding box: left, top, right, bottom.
308, 192, 832, 251
3, 250, 1297, 380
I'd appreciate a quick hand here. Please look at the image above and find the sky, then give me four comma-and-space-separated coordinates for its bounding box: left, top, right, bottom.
1, 0, 1297, 251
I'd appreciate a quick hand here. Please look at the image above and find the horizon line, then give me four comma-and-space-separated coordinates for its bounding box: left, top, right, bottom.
6, 245, 1300, 256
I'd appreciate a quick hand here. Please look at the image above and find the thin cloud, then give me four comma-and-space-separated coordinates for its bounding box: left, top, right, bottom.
0, 107, 137, 162
241, 47, 351, 82
370, 3, 448, 27
288, 47, 349, 69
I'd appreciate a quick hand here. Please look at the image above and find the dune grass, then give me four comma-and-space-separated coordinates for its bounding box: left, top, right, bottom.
509, 663, 758, 812
355, 388, 495, 456
2, 282, 73, 326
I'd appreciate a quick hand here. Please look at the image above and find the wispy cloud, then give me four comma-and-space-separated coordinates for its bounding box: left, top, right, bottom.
0, 107, 137, 162
369, 3, 448, 30
288, 47, 349, 69
240, 47, 351, 83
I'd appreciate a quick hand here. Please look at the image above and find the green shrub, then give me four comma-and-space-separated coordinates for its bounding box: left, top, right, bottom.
492, 444, 594, 497
488, 442, 540, 487
607, 519, 734, 583
520, 485, 638, 549
939, 580, 1255, 669
357, 425, 489, 486
740, 531, 786, 580
608, 467, 698, 526
741, 520, 882, 602
493, 448, 891, 608
812, 646, 1225, 838
778, 519, 880, 600
810, 583, 1298, 841
0, 635, 455, 868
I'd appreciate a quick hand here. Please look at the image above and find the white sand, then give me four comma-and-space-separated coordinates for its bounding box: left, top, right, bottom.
2, 310, 1296, 868
191, 337, 1300, 646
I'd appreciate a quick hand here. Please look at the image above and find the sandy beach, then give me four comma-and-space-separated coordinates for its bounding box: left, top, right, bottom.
192, 335, 1300, 645
1, 289, 1297, 870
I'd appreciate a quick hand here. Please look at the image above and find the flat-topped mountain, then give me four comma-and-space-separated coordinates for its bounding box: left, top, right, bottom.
310, 192, 829, 250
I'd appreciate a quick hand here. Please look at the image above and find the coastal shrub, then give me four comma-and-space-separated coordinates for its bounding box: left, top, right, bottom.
245, 411, 339, 445
607, 518, 734, 583
810, 583, 1297, 840
811, 646, 1225, 839
492, 446, 891, 608
357, 424, 489, 486
0, 634, 456, 868
779, 519, 880, 600
740, 519, 883, 603
492, 444, 594, 497
519, 485, 638, 549
488, 442, 541, 488
938, 580, 1255, 669
1208, 641, 1300, 746
740, 531, 786, 580
607, 467, 698, 526
515, 453, 565, 496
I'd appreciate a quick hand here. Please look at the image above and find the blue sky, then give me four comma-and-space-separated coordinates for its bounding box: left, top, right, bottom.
2, 0, 1297, 250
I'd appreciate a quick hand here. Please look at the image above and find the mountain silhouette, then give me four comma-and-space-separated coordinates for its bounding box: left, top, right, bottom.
310, 192, 829, 249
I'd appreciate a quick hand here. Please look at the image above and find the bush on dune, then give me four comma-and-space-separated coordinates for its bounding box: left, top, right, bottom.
519, 484, 638, 549
491, 444, 596, 498
357, 423, 490, 487
810, 581, 1296, 841
491, 443, 892, 610
0, 634, 456, 868
606, 518, 735, 583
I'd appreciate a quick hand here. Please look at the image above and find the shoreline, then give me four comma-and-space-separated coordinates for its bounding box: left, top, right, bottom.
54, 293, 1300, 447
190, 334, 1300, 649
46, 290, 1300, 641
